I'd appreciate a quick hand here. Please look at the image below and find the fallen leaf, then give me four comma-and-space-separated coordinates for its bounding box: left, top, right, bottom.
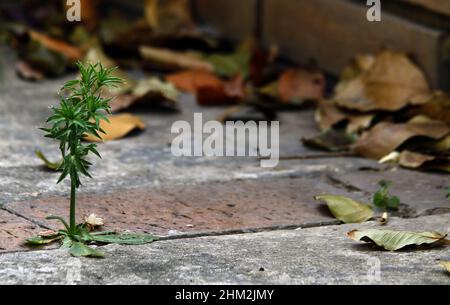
206, 52, 251, 78
79, 0, 99, 31
139, 46, 214, 71
26, 235, 63, 245
334, 51, 430, 112
84, 214, 104, 227
347, 229, 449, 251
352, 119, 449, 159
69, 242, 104, 258
315, 100, 374, 133
398, 150, 436, 169
340, 54, 375, 81
197, 75, 246, 106
314, 195, 374, 223
144, 0, 195, 34
29, 30, 82, 61
38, 230, 58, 237
440, 261, 450, 273
84, 114, 146, 142
165, 69, 223, 93
278, 69, 325, 103
408, 92, 450, 125
35, 150, 61, 170
15, 60, 44, 81
302, 129, 356, 152
111, 78, 180, 112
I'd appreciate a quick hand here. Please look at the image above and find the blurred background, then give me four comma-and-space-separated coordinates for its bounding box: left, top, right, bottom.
0, 0, 449, 172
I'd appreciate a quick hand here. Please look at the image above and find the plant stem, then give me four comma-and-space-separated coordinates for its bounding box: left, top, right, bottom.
70, 179, 76, 235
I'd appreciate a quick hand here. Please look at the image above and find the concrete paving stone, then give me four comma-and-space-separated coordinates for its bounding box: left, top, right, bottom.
330, 168, 450, 217
4, 176, 370, 237
0, 214, 448, 285
0, 209, 50, 253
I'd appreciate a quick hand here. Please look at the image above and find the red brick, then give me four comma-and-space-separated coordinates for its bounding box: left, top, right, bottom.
4, 177, 346, 236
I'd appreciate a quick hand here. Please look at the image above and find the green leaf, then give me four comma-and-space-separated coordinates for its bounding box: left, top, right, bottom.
347, 229, 449, 251
314, 195, 374, 223
373, 180, 400, 210
35, 150, 62, 171
60, 236, 73, 249
69, 242, 104, 257
206, 52, 250, 78
46, 215, 70, 232
87, 232, 159, 245
26, 235, 63, 245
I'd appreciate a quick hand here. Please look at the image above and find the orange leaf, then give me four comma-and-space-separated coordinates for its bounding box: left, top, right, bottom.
29, 30, 82, 61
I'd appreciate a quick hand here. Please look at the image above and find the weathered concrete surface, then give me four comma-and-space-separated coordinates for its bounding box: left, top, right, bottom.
0, 215, 448, 285
331, 169, 450, 217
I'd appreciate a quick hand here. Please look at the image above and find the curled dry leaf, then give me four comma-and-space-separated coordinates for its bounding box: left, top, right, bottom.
278, 69, 325, 103
352, 118, 449, 159
398, 150, 435, 169
38, 230, 58, 237
16, 60, 44, 81
84, 214, 104, 227
29, 30, 82, 61
302, 129, 356, 152
314, 195, 374, 223
340, 53, 375, 81
440, 261, 450, 273
111, 78, 180, 112
347, 229, 449, 251
315, 101, 374, 133
144, 0, 195, 34
165, 69, 223, 93
139, 46, 214, 71
166, 69, 245, 106
35, 150, 62, 170
334, 51, 430, 112
84, 114, 146, 142
408, 92, 450, 125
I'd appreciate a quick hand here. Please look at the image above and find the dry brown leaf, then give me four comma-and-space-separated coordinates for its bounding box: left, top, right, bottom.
16, 60, 44, 81
352, 119, 449, 159
165, 69, 223, 93
408, 92, 450, 125
197, 75, 245, 106
139, 46, 213, 71
84, 114, 146, 142
79, 0, 98, 30
340, 54, 375, 81
110, 78, 180, 112
334, 51, 430, 112
398, 150, 436, 169
144, 0, 194, 34
278, 69, 325, 103
315, 101, 375, 133
29, 30, 82, 61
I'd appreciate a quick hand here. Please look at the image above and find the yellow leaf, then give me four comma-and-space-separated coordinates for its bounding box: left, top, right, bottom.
84, 114, 146, 142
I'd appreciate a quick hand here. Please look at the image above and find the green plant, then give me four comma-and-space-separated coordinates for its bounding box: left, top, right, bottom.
27, 62, 158, 257
373, 180, 400, 211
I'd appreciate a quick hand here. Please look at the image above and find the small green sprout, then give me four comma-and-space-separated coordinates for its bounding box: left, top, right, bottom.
373, 180, 400, 211
27, 62, 158, 257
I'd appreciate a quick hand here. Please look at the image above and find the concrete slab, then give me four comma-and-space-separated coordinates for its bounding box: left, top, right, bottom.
0, 214, 448, 285
330, 168, 450, 217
